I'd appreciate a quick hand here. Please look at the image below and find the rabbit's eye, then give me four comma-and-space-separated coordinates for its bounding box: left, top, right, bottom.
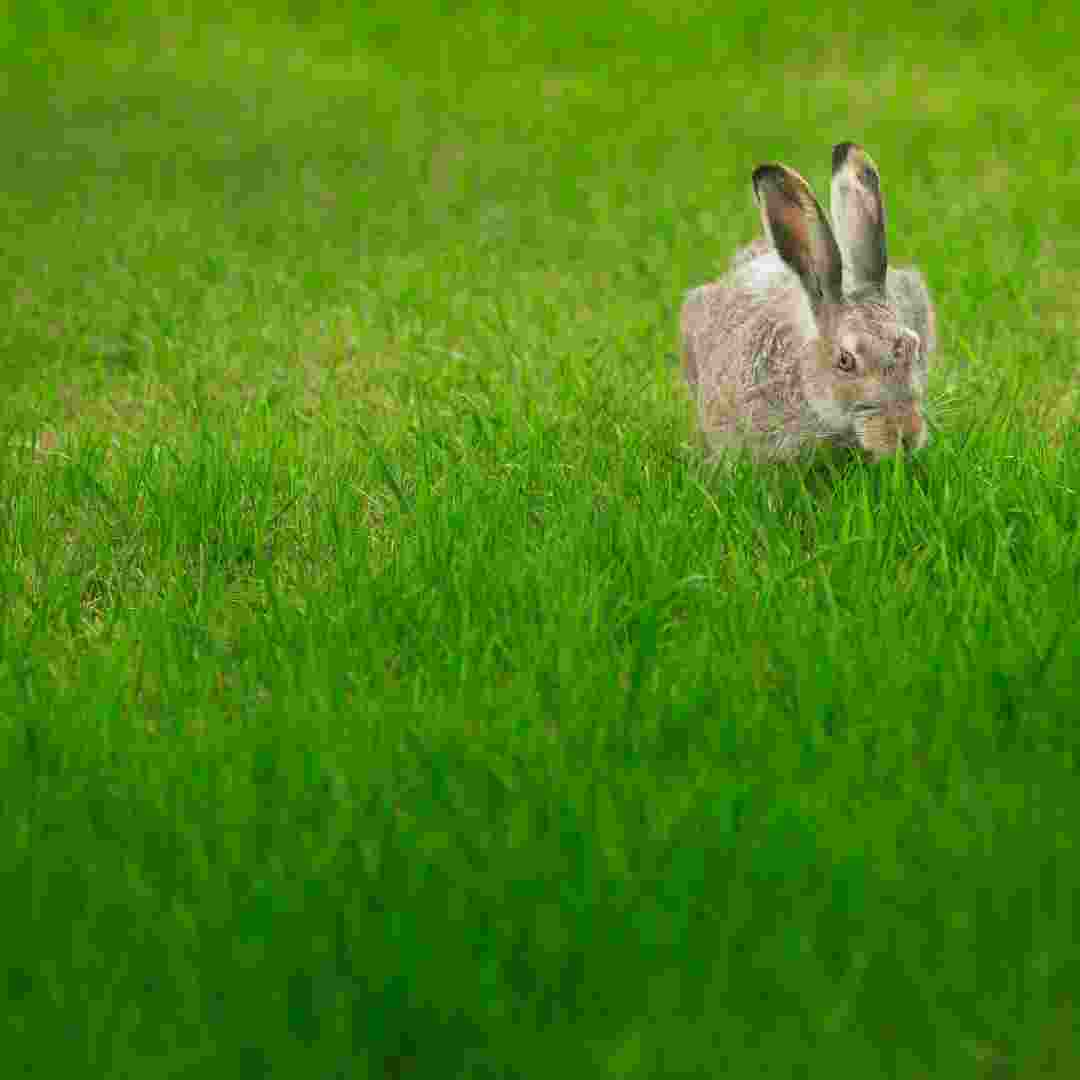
837, 350, 857, 374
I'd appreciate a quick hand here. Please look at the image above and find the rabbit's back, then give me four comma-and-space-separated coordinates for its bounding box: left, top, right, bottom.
682, 247, 806, 383
681, 248, 813, 455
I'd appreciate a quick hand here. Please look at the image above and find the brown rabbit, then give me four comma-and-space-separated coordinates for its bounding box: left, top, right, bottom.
681, 143, 936, 461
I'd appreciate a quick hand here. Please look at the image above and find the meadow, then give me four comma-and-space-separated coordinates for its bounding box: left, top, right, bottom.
2, 2, 1079, 1075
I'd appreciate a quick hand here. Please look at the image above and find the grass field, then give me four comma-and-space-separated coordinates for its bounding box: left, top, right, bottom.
2, 2, 1080, 1075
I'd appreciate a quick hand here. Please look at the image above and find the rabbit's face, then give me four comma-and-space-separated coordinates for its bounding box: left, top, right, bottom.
804, 301, 927, 458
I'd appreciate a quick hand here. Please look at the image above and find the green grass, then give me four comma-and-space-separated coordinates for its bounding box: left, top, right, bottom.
2, 2, 1080, 1076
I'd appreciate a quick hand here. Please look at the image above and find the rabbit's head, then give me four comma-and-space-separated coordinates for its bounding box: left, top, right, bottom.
752, 144, 928, 458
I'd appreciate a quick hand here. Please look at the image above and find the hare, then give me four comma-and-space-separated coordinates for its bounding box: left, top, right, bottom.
681, 143, 936, 461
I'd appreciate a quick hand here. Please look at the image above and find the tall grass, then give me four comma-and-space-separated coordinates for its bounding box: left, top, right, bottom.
2, 2, 1079, 1075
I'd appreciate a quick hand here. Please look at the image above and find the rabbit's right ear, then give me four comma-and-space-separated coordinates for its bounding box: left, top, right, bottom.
752, 163, 843, 319
830, 142, 888, 291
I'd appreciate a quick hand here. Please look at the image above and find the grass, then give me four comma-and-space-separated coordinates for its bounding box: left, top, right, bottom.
2, 1, 1080, 1075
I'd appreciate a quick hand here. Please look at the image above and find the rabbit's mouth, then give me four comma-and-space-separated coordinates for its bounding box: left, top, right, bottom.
853, 407, 927, 457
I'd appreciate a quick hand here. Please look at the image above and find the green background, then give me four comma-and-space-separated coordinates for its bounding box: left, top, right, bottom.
1, 2, 1078, 1075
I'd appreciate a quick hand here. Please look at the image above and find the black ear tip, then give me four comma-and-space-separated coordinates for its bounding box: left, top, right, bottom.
832, 142, 858, 173
751, 163, 782, 196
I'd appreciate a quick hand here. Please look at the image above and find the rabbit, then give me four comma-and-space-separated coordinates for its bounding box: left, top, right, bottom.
681, 142, 936, 461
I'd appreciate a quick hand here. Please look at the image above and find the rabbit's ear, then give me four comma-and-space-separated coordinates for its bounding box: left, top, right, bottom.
830, 142, 887, 291
752, 163, 843, 318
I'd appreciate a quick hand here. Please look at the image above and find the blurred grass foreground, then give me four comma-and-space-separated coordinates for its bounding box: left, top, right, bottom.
2, 1, 1080, 1076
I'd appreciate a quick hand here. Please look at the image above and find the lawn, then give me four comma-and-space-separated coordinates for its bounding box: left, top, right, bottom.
2, 2, 1079, 1076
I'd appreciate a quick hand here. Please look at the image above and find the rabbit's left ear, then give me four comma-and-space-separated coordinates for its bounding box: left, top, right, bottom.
830, 142, 887, 291
752, 163, 843, 319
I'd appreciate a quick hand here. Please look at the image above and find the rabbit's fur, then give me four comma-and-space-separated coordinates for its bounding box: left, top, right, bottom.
682, 143, 936, 461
